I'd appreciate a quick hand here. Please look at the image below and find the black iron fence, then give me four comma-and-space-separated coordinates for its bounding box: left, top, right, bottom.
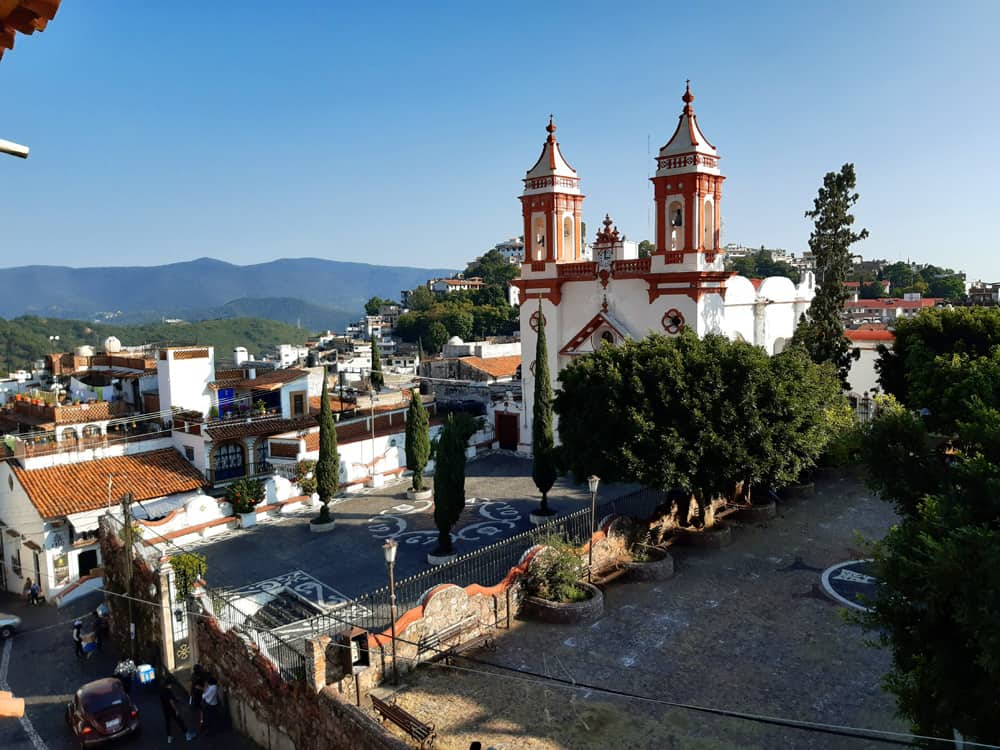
205, 587, 306, 682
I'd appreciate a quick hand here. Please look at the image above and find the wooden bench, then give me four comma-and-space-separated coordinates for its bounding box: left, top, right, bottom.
371, 694, 436, 748
416, 616, 495, 663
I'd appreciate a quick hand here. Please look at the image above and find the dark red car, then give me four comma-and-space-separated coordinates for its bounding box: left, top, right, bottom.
65, 678, 140, 746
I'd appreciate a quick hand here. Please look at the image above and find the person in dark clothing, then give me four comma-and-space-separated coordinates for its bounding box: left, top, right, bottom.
189, 664, 206, 727
72, 620, 83, 658
159, 682, 196, 743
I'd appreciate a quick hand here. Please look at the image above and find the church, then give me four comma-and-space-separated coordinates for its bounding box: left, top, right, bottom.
508, 83, 816, 450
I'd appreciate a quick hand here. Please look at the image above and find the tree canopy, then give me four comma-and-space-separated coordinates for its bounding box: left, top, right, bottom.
404, 389, 431, 492
790, 164, 868, 386
463, 248, 520, 288
364, 296, 394, 316
369, 333, 384, 391
554, 332, 843, 520
726, 248, 801, 284
531, 304, 557, 514
878, 262, 966, 302
315, 377, 340, 523
432, 413, 479, 555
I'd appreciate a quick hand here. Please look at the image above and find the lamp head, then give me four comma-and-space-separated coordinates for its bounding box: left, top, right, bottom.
383, 538, 398, 565
587, 475, 600, 494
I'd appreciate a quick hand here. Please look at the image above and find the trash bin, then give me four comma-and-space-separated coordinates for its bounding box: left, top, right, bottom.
136, 664, 155, 686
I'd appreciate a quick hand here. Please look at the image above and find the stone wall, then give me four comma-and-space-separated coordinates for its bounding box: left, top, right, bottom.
193, 614, 409, 750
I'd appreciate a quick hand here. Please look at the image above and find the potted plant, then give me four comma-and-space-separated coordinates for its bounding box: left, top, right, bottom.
677, 497, 733, 548
404, 389, 431, 500
521, 534, 603, 623
227, 478, 265, 528
295, 459, 318, 506
622, 527, 674, 582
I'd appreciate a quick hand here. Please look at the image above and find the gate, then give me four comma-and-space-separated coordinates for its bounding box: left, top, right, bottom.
496, 413, 518, 450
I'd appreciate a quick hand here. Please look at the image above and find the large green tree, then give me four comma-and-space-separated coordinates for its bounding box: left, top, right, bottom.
404, 389, 431, 492
369, 333, 384, 391
726, 248, 801, 284
790, 164, 869, 386
463, 248, 520, 288
314, 377, 340, 524
531, 303, 558, 515
555, 332, 842, 524
432, 413, 477, 555
407, 285, 437, 311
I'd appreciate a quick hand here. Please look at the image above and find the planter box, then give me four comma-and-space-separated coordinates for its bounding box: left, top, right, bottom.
309, 519, 336, 533
522, 582, 604, 624
238, 512, 257, 529
623, 548, 674, 582
427, 550, 457, 565
732, 499, 777, 522
679, 522, 733, 549
406, 488, 432, 501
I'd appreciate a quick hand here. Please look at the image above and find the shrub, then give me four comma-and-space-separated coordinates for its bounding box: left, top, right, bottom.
523, 534, 586, 603
226, 478, 265, 515
171, 552, 207, 597
295, 459, 318, 496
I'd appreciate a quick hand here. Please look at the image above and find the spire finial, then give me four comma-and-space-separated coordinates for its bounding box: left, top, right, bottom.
546, 114, 556, 137
682, 80, 694, 105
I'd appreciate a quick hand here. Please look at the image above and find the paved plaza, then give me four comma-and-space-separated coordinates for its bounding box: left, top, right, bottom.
195, 453, 638, 601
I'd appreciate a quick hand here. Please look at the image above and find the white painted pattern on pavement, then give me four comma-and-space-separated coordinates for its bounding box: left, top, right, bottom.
0, 636, 49, 750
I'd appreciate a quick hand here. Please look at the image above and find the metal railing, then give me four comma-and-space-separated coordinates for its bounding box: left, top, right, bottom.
206, 587, 306, 682
205, 461, 275, 485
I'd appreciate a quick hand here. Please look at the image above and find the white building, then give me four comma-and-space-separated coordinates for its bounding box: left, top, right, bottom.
429, 276, 486, 294
511, 83, 815, 449
492, 237, 525, 264
845, 328, 894, 396
276, 344, 309, 368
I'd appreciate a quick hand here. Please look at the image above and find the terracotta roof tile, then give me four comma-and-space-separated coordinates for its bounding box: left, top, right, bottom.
206, 415, 316, 442
460, 355, 522, 379
12, 448, 205, 520
846, 329, 895, 342
211, 368, 308, 391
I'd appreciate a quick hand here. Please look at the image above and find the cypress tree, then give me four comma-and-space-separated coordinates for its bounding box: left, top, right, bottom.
314, 376, 339, 524
404, 389, 430, 492
791, 163, 869, 386
432, 414, 467, 555
370, 333, 384, 391
532, 300, 558, 514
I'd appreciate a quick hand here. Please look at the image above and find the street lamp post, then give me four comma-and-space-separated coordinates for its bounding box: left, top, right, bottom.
587, 475, 600, 582
383, 539, 399, 685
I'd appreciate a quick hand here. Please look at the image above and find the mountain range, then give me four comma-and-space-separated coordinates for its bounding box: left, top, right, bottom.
0, 257, 457, 328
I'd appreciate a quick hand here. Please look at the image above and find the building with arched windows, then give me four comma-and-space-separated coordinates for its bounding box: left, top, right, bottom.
511, 83, 816, 449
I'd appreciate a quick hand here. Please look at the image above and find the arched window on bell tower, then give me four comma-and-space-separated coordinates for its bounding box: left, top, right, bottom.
703, 199, 715, 250
532, 216, 546, 260
562, 215, 573, 260
668, 200, 683, 251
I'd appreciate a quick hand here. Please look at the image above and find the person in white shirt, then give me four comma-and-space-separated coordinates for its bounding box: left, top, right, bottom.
201, 676, 220, 734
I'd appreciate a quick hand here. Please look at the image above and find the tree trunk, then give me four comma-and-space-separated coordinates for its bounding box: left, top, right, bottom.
540, 491, 549, 513
437, 528, 452, 555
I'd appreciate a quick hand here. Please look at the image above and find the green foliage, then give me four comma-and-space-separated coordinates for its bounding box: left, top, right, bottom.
364, 296, 394, 316
523, 534, 586, 603
171, 552, 207, 598
555, 333, 843, 519
226, 478, 265, 515
876, 307, 1000, 409
369, 334, 384, 391
425, 321, 449, 354
315, 378, 340, 522
820, 401, 866, 467
294, 459, 317, 496
0, 315, 310, 374
432, 413, 474, 554
404, 389, 431, 491
463, 248, 521, 288
790, 164, 868, 386
407, 285, 436, 311
531, 303, 558, 513
726, 248, 801, 284
637, 240, 654, 259
858, 281, 887, 299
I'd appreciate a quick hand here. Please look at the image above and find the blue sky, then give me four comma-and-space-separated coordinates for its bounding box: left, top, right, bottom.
2, 1, 998, 281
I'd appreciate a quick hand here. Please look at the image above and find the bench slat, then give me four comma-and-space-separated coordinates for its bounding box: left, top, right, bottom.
372, 695, 434, 744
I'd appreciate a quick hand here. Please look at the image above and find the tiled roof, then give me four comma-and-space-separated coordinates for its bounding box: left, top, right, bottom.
12, 449, 205, 520
1, 1, 61, 63
206, 415, 316, 442
844, 298, 941, 310
461, 355, 522, 379
846, 329, 895, 342
210, 368, 308, 391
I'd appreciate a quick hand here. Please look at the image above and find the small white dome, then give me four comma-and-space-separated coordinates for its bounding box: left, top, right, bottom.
103, 336, 122, 353
447, 336, 464, 345
75, 345, 95, 357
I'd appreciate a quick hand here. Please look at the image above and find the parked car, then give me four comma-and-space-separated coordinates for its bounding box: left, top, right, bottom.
65, 678, 139, 747
0, 612, 20, 638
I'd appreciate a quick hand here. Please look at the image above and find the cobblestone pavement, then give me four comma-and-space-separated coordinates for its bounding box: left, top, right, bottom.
388, 472, 906, 750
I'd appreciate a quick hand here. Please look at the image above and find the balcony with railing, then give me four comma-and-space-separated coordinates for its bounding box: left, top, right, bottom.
205, 461, 276, 486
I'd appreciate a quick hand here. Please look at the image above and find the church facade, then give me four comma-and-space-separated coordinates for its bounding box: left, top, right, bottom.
510, 83, 816, 449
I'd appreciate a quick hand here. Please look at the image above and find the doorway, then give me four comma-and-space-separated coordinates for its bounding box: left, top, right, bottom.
496, 413, 518, 450
77, 549, 99, 578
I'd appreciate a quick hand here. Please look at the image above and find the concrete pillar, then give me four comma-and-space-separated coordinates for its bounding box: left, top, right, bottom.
157, 561, 175, 672
304, 636, 330, 693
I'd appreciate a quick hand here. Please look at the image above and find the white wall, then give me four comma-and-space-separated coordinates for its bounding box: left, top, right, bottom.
157, 348, 216, 415
0, 462, 45, 594
848, 343, 882, 395
171, 430, 210, 472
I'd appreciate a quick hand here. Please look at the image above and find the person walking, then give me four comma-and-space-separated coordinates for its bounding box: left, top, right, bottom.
72, 619, 83, 658
189, 664, 206, 728
28, 581, 40, 606
160, 682, 196, 743
201, 676, 220, 735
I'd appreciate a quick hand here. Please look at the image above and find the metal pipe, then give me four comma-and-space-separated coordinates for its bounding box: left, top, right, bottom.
0, 139, 29, 159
